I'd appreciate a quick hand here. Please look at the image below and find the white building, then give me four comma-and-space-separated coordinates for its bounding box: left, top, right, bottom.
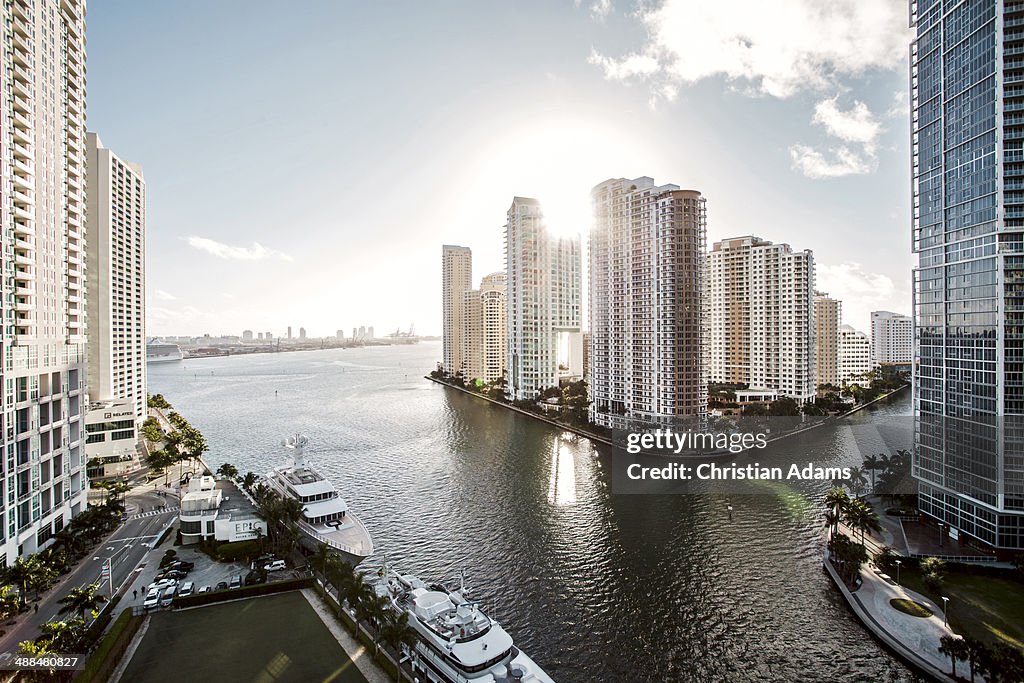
707, 236, 816, 402
870, 311, 912, 366
86, 134, 147, 428
1, 0, 89, 561
590, 178, 707, 427
838, 325, 872, 384
461, 272, 507, 385
84, 400, 138, 477
815, 293, 842, 388
242, 330, 254, 342
506, 198, 581, 401
179, 476, 267, 545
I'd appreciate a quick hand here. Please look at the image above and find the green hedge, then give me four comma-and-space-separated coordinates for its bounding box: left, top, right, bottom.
210, 539, 260, 562
172, 577, 312, 609
77, 608, 140, 683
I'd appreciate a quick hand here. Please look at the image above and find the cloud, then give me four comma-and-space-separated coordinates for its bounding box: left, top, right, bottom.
817, 262, 909, 330
589, 0, 909, 99
590, 0, 612, 20
186, 236, 293, 262
153, 289, 177, 301
789, 97, 883, 178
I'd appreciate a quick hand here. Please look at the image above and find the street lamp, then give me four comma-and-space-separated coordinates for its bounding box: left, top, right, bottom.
941, 596, 950, 627
938, 522, 945, 547
894, 559, 902, 586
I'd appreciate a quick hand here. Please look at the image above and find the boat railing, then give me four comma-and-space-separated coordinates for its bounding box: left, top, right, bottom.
299, 519, 367, 556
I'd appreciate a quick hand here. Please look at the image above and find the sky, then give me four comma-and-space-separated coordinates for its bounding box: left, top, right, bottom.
86, 0, 913, 337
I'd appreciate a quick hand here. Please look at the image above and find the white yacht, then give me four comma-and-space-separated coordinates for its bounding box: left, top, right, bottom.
146, 339, 183, 363
371, 565, 556, 683
263, 434, 373, 566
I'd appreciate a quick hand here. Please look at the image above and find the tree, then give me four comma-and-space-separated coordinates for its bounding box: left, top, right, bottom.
378, 611, 417, 681
920, 557, 947, 593
147, 394, 172, 410
217, 463, 239, 480
939, 635, 968, 678
863, 454, 880, 492
6, 555, 45, 609
58, 583, 106, 622
844, 498, 882, 548
963, 636, 990, 683
38, 618, 88, 652
846, 466, 867, 498
239, 471, 259, 493
823, 487, 849, 538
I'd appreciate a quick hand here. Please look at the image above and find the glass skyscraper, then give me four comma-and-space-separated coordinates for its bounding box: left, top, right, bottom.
911, 0, 1024, 550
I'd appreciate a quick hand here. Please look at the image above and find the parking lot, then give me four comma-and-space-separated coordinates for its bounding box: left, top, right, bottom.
125, 538, 295, 609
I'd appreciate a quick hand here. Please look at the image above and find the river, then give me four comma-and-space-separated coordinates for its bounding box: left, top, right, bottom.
149, 341, 919, 682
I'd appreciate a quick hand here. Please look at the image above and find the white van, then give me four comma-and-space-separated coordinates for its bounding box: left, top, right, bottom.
143, 588, 161, 610
178, 581, 195, 598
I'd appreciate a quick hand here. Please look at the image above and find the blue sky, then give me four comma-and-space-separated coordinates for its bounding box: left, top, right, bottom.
87, 0, 912, 337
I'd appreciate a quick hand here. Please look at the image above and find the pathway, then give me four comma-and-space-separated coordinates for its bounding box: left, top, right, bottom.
301, 588, 389, 683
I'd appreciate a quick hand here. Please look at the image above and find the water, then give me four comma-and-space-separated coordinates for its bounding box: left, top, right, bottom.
150, 342, 919, 682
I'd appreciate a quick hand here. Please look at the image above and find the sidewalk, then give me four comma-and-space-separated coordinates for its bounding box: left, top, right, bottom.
824, 552, 957, 682
301, 588, 389, 683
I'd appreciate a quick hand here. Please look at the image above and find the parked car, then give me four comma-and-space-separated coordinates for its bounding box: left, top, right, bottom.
264, 560, 287, 572
178, 582, 195, 598
159, 585, 176, 607
157, 569, 187, 581
169, 560, 195, 572
228, 575, 242, 589
255, 554, 276, 565
244, 569, 267, 586
148, 578, 177, 592
198, 585, 212, 594
143, 588, 161, 610
215, 581, 229, 591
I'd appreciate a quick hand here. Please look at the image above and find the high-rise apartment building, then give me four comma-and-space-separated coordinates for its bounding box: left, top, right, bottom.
442, 245, 472, 375
815, 292, 842, 388
1, 0, 89, 561
299, 327, 307, 340
910, 0, 1023, 550
870, 310, 912, 366
707, 236, 816, 402
506, 198, 581, 401
589, 178, 707, 427
242, 330, 253, 342
838, 325, 871, 385
85, 133, 147, 428
461, 272, 507, 385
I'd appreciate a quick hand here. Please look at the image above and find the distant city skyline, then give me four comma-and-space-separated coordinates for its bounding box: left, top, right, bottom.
88, 1, 912, 336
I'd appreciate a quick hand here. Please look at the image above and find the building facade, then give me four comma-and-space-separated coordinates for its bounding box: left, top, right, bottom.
910, 0, 1024, 549
870, 310, 913, 366
84, 399, 137, 478
461, 272, 507, 385
442, 245, 472, 376
86, 133, 146, 428
815, 293, 842, 388
0, 0, 89, 561
589, 178, 707, 428
506, 198, 581, 401
838, 325, 871, 385
706, 236, 816, 402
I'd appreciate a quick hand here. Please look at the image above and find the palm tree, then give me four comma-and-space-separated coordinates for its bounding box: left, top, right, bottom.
217, 462, 239, 480
378, 610, 417, 681
846, 466, 867, 498
939, 635, 968, 678
58, 583, 106, 622
862, 454, 880, 492
823, 487, 849, 538
6, 555, 44, 609
359, 592, 391, 654
239, 472, 259, 493
0, 585, 20, 620
38, 618, 88, 652
311, 543, 332, 580
844, 498, 882, 548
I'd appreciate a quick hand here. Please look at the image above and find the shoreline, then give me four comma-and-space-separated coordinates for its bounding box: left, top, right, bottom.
425, 377, 911, 454
156, 340, 414, 362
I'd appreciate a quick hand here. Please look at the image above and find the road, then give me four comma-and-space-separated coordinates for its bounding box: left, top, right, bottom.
0, 487, 179, 656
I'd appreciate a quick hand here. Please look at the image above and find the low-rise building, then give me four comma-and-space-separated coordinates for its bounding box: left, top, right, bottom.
179, 476, 267, 545
85, 399, 140, 478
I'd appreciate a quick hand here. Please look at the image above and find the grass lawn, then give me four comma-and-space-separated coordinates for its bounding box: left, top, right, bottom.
121, 591, 368, 683
890, 598, 933, 617
899, 567, 1024, 652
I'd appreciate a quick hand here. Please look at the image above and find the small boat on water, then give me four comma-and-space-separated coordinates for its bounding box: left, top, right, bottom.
263, 434, 373, 566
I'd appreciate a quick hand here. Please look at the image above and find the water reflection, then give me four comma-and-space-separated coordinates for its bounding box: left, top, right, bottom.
547, 434, 578, 506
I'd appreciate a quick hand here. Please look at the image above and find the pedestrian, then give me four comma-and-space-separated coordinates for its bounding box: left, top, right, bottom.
33, 604, 37, 614
133, 589, 138, 600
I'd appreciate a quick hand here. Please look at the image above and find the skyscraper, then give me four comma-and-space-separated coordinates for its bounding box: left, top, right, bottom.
911, 0, 1023, 549
870, 310, 912, 366
506, 198, 581, 401
589, 178, 706, 427
299, 327, 307, 340
815, 293, 842, 388
242, 330, 254, 342
442, 245, 472, 375
706, 236, 816, 402
85, 133, 147, 428
461, 272, 507, 385
1, 0, 89, 561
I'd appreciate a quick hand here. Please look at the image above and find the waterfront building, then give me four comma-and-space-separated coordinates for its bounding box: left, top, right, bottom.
85, 133, 147, 428
838, 325, 871, 384
461, 272, 507, 385
299, 327, 307, 340
706, 235, 816, 403
911, 0, 1024, 550
815, 293, 842, 388
336, 330, 344, 340
242, 330, 254, 342
287, 326, 293, 339
178, 475, 267, 545
84, 400, 138, 478
870, 311, 912, 366
265, 331, 273, 341
506, 198, 581, 401
367, 326, 374, 340
589, 178, 706, 427
442, 245, 473, 375
0, 0, 89, 561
